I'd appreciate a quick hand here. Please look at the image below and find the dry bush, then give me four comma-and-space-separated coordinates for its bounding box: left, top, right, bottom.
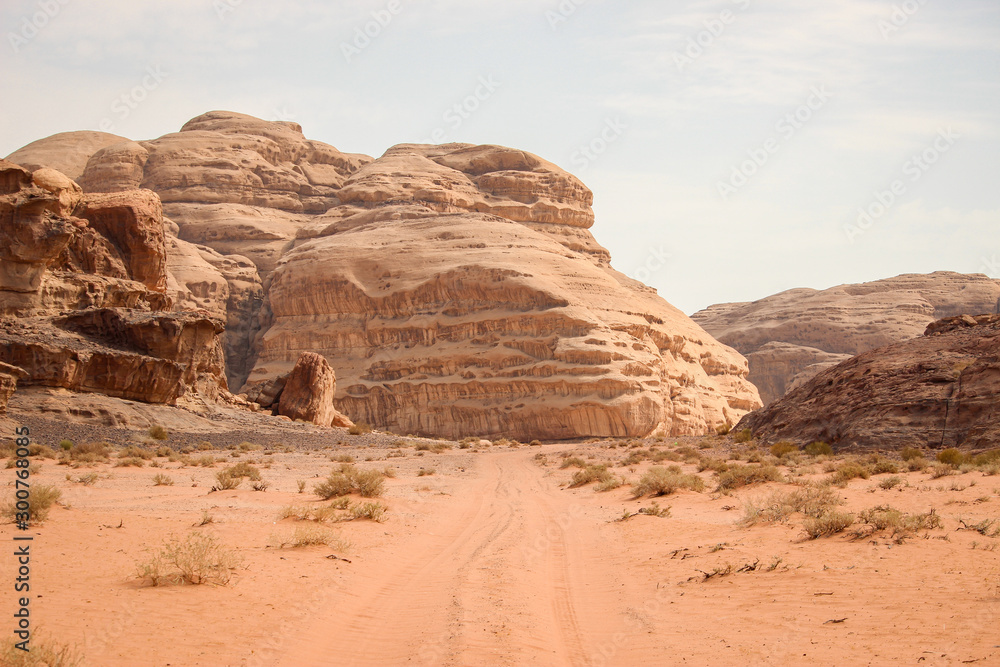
60, 441, 111, 465
570, 464, 613, 488
73, 472, 100, 486
971, 449, 1000, 468
214, 470, 242, 490
715, 464, 783, 492
733, 429, 754, 443
907, 457, 929, 472
2, 484, 62, 526
879, 476, 904, 490
348, 422, 373, 436
716, 423, 732, 436
152, 473, 174, 486
740, 486, 841, 526
830, 461, 871, 485
1, 634, 82, 667
930, 463, 955, 479
595, 476, 624, 492
856, 505, 942, 538
867, 455, 899, 475
632, 466, 705, 497
560, 457, 588, 469
803, 511, 855, 539
332, 454, 355, 463
415, 442, 451, 453
350, 501, 388, 522
314, 465, 385, 499
697, 457, 730, 473
27, 444, 58, 459
147, 425, 169, 440
417, 468, 435, 477
136, 532, 242, 586
900, 447, 924, 461
115, 457, 146, 468
119, 445, 154, 460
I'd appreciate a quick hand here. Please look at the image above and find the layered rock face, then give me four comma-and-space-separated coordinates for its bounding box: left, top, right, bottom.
7, 111, 762, 438
277, 353, 353, 428
693, 272, 1000, 405
0, 159, 228, 407
738, 315, 1000, 451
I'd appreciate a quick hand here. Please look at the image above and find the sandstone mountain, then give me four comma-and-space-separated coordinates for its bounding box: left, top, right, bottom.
6, 110, 761, 439
737, 314, 1000, 451
693, 272, 1000, 405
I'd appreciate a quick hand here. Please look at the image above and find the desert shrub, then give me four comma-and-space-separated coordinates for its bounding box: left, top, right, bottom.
595, 476, 624, 492
632, 466, 705, 497
119, 445, 154, 460
697, 457, 729, 473
297, 480, 307, 494
214, 470, 242, 490
155, 446, 174, 457
831, 461, 871, 485
879, 476, 904, 490
348, 422, 373, 436
350, 501, 388, 522
74, 472, 100, 486
136, 532, 242, 586
907, 457, 929, 472
900, 447, 924, 461
226, 461, 262, 481
289, 525, 333, 546
867, 455, 899, 475
937, 448, 966, 467
740, 486, 841, 526
147, 425, 169, 441
857, 505, 942, 537
804, 441, 833, 457
560, 457, 588, 469
715, 464, 783, 492
770, 442, 798, 458
930, 463, 955, 479
61, 441, 111, 465
251, 480, 269, 492
971, 449, 1000, 467
621, 451, 647, 466
674, 446, 699, 460
570, 464, 614, 488
332, 454, 355, 463
417, 468, 435, 477
314, 465, 385, 499
803, 512, 855, 539
733, 429, 753, 444
238, 442, 262, 452
115, 457, 146, 468
58, 439, 74, 451
0, 634, 82, 667
152, 473, 174, 486
716, 423, 732, 436
22, 444, 56, 460
2, 484, 62, 526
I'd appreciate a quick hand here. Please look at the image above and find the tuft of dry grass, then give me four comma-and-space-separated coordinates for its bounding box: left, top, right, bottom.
152, 473, 174, 487
136, 532, 242, 586
632, 466, 705, 497
739, 486, 841, 527
314, 465, 386, 499
715, 464, 783, 492
1, 634, 82, 667
569, 464, 614, 488
2, 484, 62, 526
803, 511, 855, 539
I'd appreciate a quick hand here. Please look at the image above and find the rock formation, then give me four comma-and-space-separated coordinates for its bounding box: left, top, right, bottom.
737, 314, 1000, 451
0, 361, 27, 413
693, 272, 1000, 405
277, 353, 353, 428
6, 111, 762, 439
0, 159, 228, 407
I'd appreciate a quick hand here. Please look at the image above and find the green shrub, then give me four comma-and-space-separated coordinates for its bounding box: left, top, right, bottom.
715, 464, 783, 492
900, 447, 924, 461
831, 461, 871, 485
58, 439, 74, 451
804, 441, 833, 457
632, 466, 705, 497
937, 448, 966, 467
770, 441, 798, 458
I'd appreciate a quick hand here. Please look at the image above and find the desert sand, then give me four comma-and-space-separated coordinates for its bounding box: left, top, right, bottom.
2, 424, 998, 666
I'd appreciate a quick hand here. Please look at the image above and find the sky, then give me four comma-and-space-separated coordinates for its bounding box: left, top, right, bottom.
1, 0, 998, 314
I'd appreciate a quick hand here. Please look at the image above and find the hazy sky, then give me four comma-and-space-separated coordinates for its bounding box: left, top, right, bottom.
2, 0, 997, 313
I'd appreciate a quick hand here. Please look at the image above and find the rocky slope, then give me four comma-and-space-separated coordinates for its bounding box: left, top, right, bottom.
737, 314, 1000, 451
693, 272, 1000, 405
6, 111, 761, 439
